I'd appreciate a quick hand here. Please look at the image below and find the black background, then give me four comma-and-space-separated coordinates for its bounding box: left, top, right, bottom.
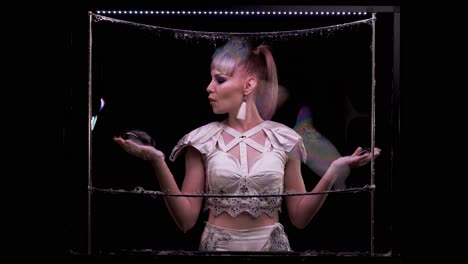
5, 0, 467, 263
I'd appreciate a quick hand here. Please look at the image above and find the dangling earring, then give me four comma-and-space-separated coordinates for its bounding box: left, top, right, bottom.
236, 96, 246, 120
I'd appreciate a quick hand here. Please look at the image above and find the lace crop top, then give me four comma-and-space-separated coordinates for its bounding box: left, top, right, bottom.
169, 120, 306, 218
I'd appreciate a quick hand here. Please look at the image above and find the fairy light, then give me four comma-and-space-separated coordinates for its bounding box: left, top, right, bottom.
95, 9, 370, 16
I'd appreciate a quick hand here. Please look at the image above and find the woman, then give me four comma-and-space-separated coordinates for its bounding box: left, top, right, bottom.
113, 38, 381, 251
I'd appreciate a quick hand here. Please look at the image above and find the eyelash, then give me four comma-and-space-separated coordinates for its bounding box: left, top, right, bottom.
216, 77, 226, 84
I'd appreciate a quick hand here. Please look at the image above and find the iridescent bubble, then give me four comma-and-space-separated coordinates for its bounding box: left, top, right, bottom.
91, 97, 105, 131
293, 106, 341, 177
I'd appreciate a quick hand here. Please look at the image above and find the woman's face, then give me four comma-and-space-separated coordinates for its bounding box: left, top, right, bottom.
207, 66, 245, 115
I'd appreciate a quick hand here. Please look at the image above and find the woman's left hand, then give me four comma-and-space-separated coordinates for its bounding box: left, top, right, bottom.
341, 147, 381, 168
331, 147, 381, 170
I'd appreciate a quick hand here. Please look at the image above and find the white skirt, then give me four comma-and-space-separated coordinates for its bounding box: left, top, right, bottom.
199, 222, 292, 251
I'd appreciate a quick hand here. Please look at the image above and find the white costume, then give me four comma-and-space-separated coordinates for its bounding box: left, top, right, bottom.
170, 121, 306, 251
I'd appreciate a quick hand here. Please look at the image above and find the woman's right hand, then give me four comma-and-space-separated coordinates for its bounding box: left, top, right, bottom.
113, 136, 165, 161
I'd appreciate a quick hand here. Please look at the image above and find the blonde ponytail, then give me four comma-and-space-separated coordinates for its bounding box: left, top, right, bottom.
254, 45, 278, 120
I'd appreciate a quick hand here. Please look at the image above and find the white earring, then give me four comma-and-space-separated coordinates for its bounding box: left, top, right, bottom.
236, 98, 246, 120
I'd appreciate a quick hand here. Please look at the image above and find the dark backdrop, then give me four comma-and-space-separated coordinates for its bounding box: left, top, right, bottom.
2, 1, 409, 263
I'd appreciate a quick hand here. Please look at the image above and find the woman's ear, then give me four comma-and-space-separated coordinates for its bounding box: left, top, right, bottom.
244, 77, 257, 96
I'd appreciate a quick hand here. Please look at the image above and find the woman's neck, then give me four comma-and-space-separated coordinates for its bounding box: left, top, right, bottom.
226, 109, 264, 133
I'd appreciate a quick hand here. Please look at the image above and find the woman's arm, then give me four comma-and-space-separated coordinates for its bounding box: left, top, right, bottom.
149, 146, 205, 233
284, 146, 380, 229
284, 157, 334, 229
114, 137, 205, 233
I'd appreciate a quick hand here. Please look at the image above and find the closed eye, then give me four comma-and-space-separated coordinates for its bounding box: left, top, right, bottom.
216, 76, 226, 84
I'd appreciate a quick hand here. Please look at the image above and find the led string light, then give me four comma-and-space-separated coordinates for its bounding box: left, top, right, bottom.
96, 10, 368, 16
